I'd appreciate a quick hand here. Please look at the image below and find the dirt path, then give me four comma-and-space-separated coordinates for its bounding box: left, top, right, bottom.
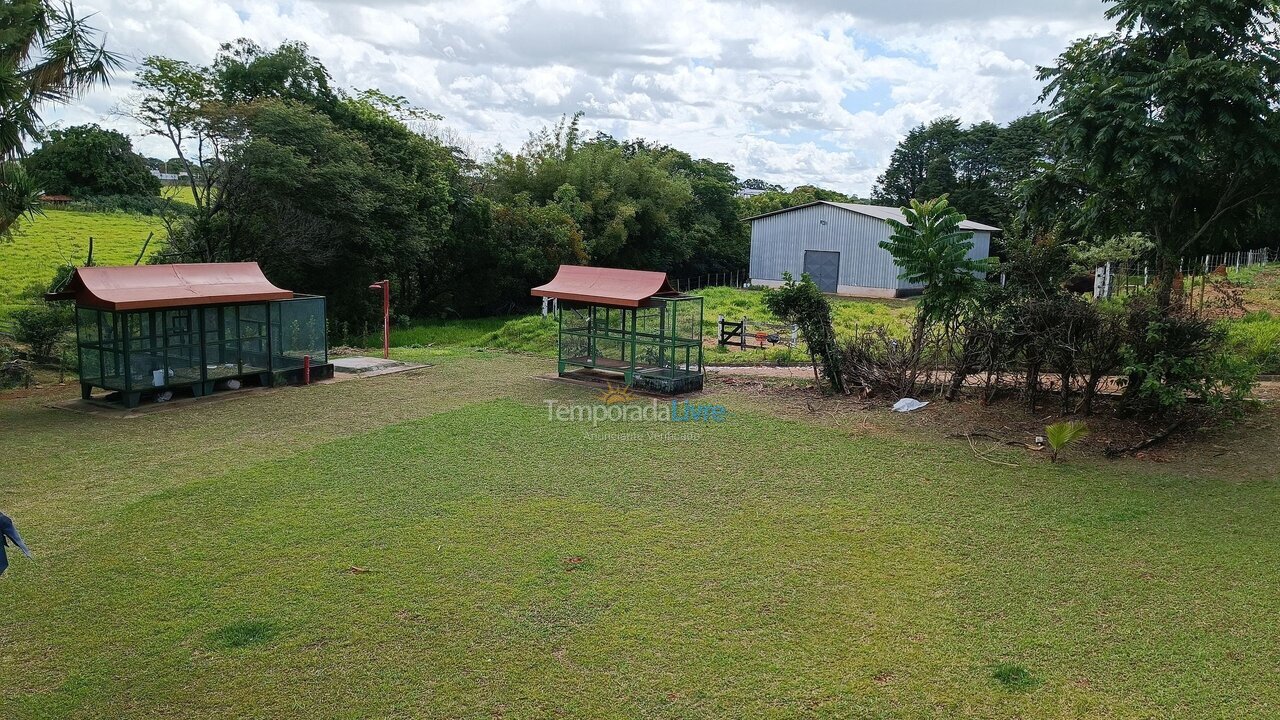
707, 364, 1280, 400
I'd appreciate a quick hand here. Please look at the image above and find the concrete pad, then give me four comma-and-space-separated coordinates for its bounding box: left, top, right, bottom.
331, 356, 405, 374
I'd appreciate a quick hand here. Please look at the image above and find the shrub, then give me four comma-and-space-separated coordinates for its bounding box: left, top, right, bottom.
764, 273, 844, 394
12, 302, 73, 360
1119, 295, 1256, 415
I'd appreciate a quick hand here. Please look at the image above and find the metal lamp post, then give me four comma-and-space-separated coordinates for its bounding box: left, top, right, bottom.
369, 280, 390, 359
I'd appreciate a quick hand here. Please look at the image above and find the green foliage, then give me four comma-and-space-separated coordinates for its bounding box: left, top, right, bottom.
736, 184, 859, 217
484, 122, 748, 276
872, 114, 1049, 228
1045, 420, 1090, 462
12, 300, 72, 359
1120, 294, 1257, 414
764, 273, 844, 393
0, 0, 121, 235
64, 194, 192, 217
881, 195, 990, 324
24, 124, 160, 198
1034, 0, 1280, 298
1226, 312, 1280, 374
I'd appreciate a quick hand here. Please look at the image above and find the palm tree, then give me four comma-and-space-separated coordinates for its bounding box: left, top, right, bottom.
880, 195, 989, 324
0, 0, 121, 235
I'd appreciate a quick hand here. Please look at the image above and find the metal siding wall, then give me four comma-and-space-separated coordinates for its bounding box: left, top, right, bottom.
750, 205, 899, 290
748, 207, 995, 292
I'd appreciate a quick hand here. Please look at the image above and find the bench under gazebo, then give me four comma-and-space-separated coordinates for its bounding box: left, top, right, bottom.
47, 262, 332, 407
532, 265, 704, 394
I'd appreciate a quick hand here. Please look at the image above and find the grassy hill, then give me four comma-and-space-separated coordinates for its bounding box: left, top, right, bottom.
0, 209, 165, 315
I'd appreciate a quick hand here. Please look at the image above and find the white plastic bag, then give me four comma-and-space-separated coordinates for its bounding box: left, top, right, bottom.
892, 398, 929, 412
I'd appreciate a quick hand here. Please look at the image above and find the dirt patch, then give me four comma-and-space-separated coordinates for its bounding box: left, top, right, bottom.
705, 371, 1280, 473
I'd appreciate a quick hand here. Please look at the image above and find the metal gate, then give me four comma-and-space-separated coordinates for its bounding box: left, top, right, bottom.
803, 250, 840, 293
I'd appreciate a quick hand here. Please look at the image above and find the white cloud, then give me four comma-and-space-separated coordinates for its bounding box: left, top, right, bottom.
50, 0, 1112, 195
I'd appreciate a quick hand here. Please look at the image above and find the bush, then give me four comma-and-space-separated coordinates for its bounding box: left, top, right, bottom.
12, 302, 73, 360
1119, 295, 1256, 414
764, 273, 844, 394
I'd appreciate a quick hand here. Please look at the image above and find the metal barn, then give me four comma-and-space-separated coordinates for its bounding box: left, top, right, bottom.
48, 262, 331, 407
531, 265, 704, 394
746, 201, 998, 298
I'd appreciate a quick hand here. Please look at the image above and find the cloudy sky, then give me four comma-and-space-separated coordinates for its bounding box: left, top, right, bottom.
53, 0, 1112, 196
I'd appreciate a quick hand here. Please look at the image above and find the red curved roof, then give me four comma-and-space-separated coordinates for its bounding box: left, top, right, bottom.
531, 265, 678, 307
47, 262, 294, 311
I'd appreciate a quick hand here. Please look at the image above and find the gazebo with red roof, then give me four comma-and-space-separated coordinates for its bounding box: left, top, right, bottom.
531, 265, 704, 393
48, 262, 331, 407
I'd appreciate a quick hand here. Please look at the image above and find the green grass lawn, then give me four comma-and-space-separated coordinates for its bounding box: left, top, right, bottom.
2, 351, 1279, 718
0, 209, 165, 306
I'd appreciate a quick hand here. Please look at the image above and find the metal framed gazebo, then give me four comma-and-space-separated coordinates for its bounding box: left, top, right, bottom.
532, 265, 704, 394
47, 262, 331, 408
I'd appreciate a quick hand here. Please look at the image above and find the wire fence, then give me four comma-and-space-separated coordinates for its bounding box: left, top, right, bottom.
670, 269, 748, 294
1091, 246, 1278, 300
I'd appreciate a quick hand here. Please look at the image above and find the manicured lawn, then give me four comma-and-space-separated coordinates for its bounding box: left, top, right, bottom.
0, 209, 165, 306
2, 350, 1278, 718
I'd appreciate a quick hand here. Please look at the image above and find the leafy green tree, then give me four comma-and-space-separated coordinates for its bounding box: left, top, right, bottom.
736, 184, 858, 217
25, 124, 160, 197
1034, 0, 1280, 309
129, 55, 219, 212
0, 0, 119, 235
881, 195, 990, 324
873, 117, 963, 208
873, 114, 1050, 228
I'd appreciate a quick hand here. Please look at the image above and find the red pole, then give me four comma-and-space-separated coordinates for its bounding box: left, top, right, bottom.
303, 354, 311, 385
369, 280, 390, 359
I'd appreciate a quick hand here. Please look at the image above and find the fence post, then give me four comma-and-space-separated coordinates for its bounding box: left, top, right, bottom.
717, 315, 724, 347
741, 316, 747, 349
791, 324, 798, 348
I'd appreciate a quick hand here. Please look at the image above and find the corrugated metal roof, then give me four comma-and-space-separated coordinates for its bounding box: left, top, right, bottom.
531, 265, 678, 308
742, 200, 1001, 232
46, 262, 294, 311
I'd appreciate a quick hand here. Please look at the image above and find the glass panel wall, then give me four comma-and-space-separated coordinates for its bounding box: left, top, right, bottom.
126, 310, 166, 391
270, 296, 327, 369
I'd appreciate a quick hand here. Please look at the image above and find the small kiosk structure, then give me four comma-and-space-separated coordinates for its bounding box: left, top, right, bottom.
48, 262, 331, 407
532, 265, 704, 394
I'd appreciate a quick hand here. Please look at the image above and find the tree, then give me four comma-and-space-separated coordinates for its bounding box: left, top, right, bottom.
25, 124, 160, 197
881, 196, 990, 324
0, 0, 120, 235
873, 117, 963, 208
872, 114, 1050, 229
128, 56, 220, 212
1033, 0, 1280, 309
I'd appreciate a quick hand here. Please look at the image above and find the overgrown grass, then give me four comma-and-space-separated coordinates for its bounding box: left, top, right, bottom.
372, 288, 917, 365
0, 209, 165, 305
1226, 312, 1280, 374
3, 352, 1280, 717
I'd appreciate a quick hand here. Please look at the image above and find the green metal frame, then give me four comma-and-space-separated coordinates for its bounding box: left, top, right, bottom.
75, 294, 330, 408
555, 294, 704, 394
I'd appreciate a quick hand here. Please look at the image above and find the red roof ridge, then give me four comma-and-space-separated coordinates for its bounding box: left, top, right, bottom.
531, 265, 678, 307
47, 262, 294, 311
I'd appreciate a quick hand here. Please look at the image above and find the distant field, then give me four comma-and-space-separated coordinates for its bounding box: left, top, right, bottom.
0, 210, 165, 305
